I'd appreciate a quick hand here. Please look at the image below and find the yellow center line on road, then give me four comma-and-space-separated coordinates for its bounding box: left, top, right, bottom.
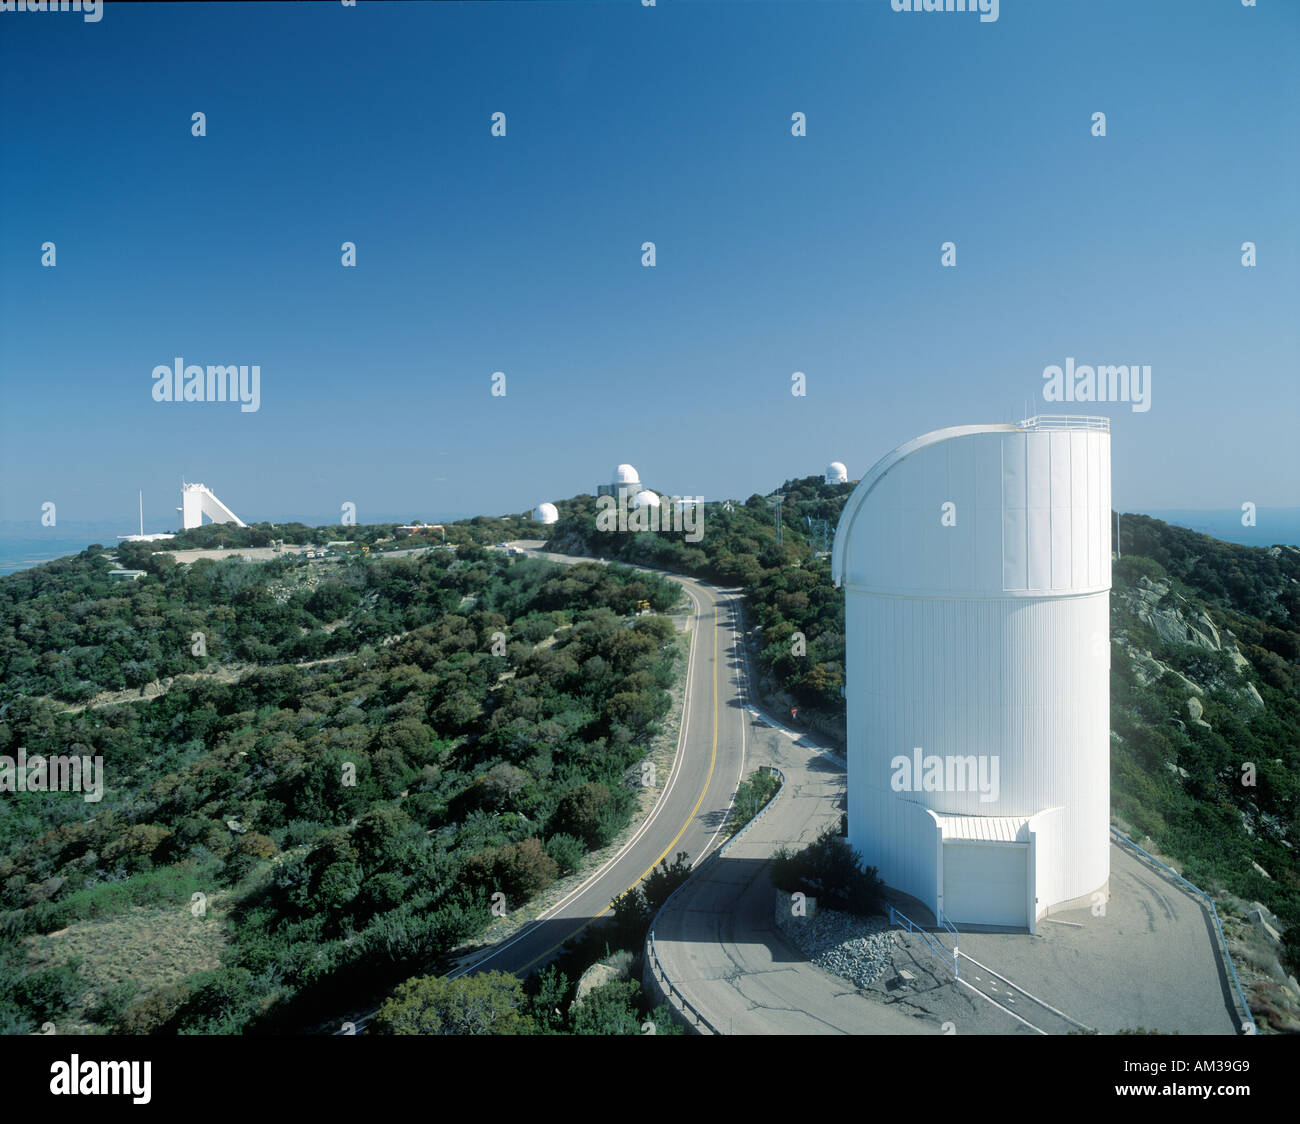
510, 587, 722, 976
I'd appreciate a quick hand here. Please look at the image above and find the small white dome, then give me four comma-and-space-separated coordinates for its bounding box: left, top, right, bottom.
632, 489, 660, 509
825, 461, 848, 485
533, 502, 559, 524
614, 463, 641, 486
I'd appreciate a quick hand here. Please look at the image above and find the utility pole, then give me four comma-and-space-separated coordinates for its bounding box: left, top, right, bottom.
805, 515, 830, 554
767, 494, 785, 546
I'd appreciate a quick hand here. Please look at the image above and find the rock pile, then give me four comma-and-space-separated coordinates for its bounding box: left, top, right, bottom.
777, 906, 897, 989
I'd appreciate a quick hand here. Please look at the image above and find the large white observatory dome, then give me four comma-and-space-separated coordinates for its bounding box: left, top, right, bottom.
532, 502, 559, 524
632, 489, 660, 509
825, 461, 849, 485
614, 464, 641, 487
832, 416, 1112, 933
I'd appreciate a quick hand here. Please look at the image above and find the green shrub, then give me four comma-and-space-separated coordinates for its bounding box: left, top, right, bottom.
730, 769, 780, 831
545, 833, 585, 876
770, 827, 885, 916
13, 958, 85, 1022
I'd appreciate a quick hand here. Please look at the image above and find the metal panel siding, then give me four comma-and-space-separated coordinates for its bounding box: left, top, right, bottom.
848, 591, 1110, 911
1071, 437, 1090, 590
1003, 506, 1028, 592
936, 814, 1031, 843
1024, 805, 1066, 914
1026, 433, 1051, 594
1088, 433, 1104, 588
840, 421, 1112, 920
1050, 432, 1073, 590
974, 440, 1004, 592
1002, 436, 1028, 590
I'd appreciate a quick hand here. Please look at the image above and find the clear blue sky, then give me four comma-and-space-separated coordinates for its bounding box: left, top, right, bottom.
2, 0, 1296, 529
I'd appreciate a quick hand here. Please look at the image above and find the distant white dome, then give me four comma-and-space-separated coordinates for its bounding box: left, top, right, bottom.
825, 461, 849, 485
614, 464, 641, 486
632, 489, 660, 509
533, 502, 559, 524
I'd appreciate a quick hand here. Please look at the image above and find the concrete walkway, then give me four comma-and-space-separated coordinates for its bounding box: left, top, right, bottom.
648, 723, 939, 1033
648, 702, 1244, 1035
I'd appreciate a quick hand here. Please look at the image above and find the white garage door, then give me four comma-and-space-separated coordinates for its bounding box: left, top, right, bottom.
942, 842, 1028, 928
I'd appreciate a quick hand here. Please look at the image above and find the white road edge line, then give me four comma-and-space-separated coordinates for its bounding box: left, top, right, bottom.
447, 568, 707, 975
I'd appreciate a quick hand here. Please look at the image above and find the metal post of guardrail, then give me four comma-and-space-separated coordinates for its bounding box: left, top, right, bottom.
642, 764, 787, 1036
888, 903, 959, 980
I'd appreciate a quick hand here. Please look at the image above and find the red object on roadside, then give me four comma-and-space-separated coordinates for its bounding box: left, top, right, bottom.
791, 707, 798, 719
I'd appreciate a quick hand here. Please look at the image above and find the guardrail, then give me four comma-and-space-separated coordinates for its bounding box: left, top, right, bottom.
888, 903, 959, 980
1019, 414, 1110, 431
938, 909, 959, 951
644, 764, 788, 1035
1109, 827, 1257, 1035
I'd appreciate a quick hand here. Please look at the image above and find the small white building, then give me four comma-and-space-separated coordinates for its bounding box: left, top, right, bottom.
832, 416, 1111, 932
825, 461, 849, 485
533, 502, 559, 524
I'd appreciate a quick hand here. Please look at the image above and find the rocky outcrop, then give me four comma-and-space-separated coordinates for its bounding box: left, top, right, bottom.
1114, 577, 1265, 718
1129, 577, 1228, 652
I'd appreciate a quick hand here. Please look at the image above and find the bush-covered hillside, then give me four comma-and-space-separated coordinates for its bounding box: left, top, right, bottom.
549, 476, 851, 729
0, 545, 684, 1033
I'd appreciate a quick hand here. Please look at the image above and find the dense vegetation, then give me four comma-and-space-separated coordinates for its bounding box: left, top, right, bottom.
124, 511, 542, 555
0, 545, 685, 1033
729, 769, 782, 832
1105, 526, 1300, 978
550, 477, 850, 729
369, 961, 680, 1036
770, 826, 886, 916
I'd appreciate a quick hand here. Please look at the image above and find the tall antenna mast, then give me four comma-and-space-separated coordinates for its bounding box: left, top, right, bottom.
139, 491, 144, 536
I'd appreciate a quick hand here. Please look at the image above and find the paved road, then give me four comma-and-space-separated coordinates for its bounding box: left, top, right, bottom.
649, 701, 1244, 1035
647, 710, 943, 1034
441, 546, 752, 983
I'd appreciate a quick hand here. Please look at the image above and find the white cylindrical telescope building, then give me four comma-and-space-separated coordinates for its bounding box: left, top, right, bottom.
831, 416, 1111, 932
825, 461, 849, 485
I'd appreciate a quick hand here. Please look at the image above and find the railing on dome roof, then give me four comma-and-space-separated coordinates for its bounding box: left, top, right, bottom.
1018, 415, 1110, 431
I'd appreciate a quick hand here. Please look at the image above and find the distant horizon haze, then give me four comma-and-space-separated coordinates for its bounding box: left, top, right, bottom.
2, 2, 1296, 526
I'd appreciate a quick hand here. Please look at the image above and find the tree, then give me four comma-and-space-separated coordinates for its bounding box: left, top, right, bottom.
642, 850, 692, 913
569, 978, 645, 1035
371, 971, 535, 1034
545, 833, 585, 876
528, 964, 571, 1033
480, 763, 529, 810
769, 826, 884, 916
464, 838, 558, 904
550, 782, 612, 847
